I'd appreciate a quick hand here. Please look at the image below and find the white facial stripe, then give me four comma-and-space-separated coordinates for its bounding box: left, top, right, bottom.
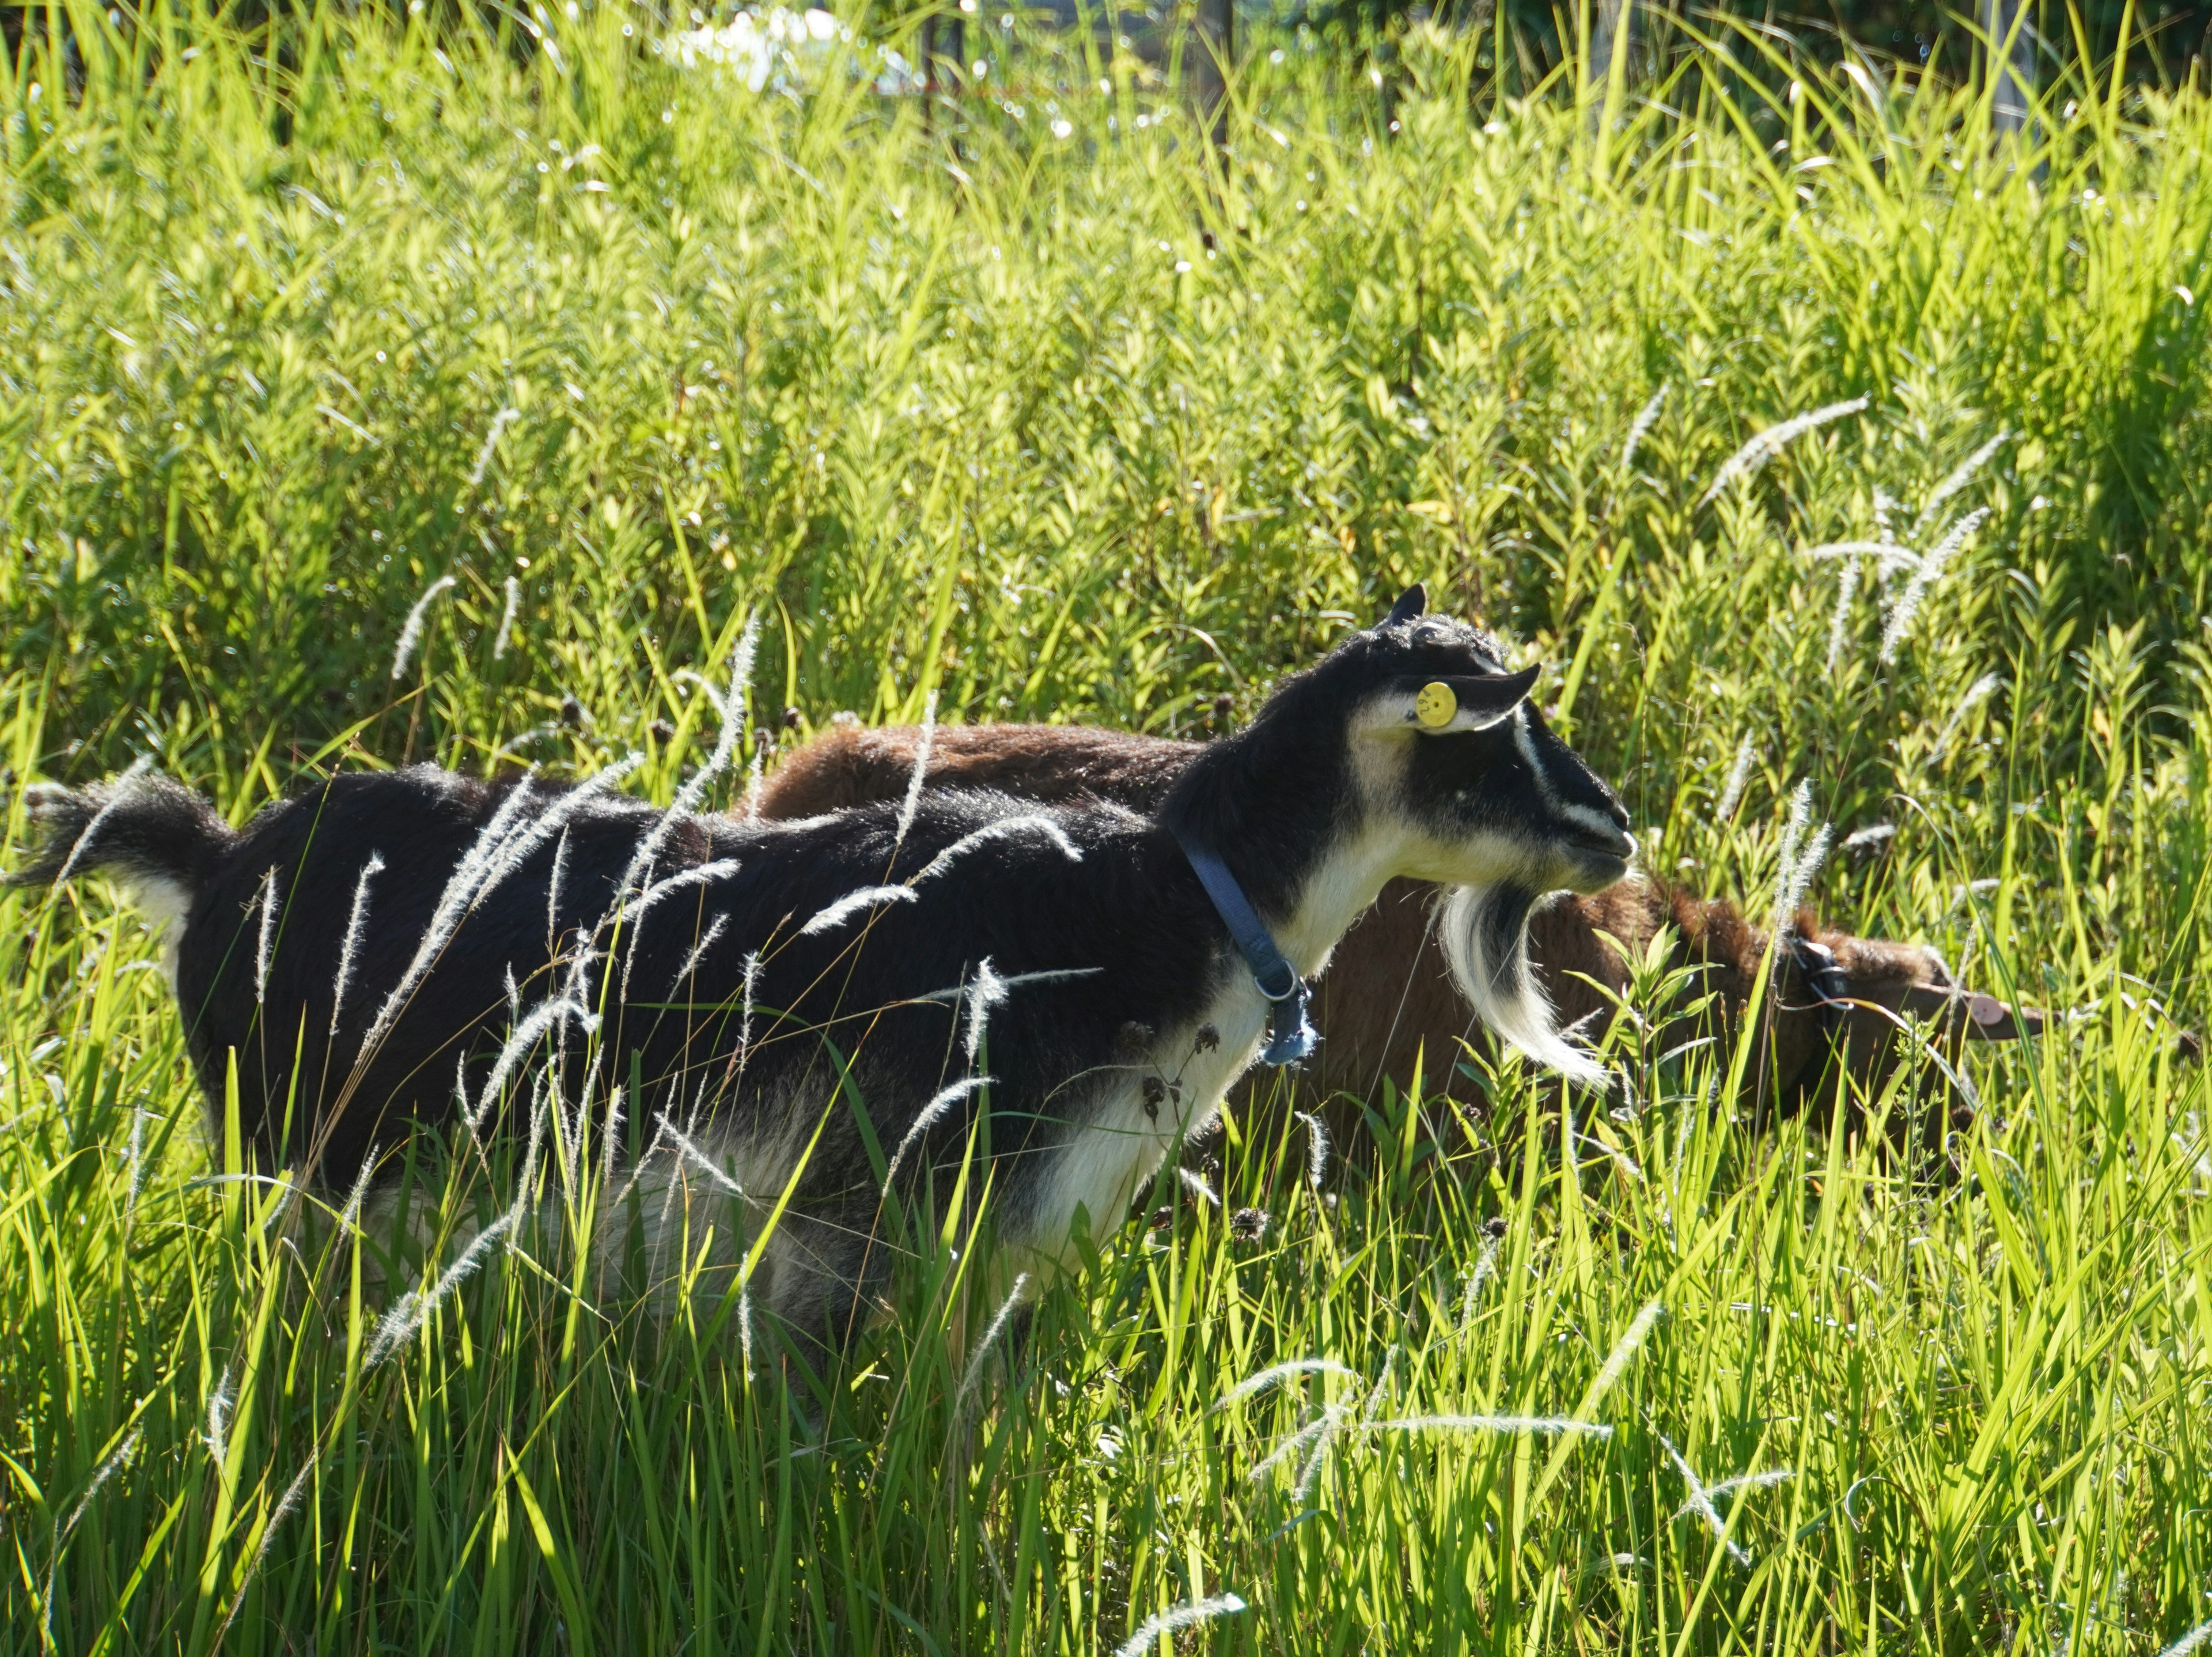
1510, 704, 1544, 776
1563, 800, 1626, 841
1512, 707, 1624, 846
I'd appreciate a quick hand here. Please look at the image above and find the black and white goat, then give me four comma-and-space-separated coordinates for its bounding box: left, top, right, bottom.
762, 726, 2045, 1162
15, 586, 1631, 1353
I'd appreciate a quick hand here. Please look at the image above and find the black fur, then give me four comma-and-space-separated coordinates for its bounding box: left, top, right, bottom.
185, 770, 1229, 1341
16, 592, 1631, 1355
1164, 612, 1627, 919
10, 771, 236, 895
188, 774, 1208, 1188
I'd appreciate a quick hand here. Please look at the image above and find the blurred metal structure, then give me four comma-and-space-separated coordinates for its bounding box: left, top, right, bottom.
1589, 0, 1635, 92
1192, 0, 1232, 148
1980, 0, 2034, 137
922, 6, 967, 97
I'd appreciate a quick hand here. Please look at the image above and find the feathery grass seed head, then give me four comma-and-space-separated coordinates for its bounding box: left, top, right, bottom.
367, 1208, 520, 1365
1297, 1109, 1331, 1190
253, 867, 282, 1005
2156, 1618, 2212, 1657
1211, 1358, 1361, 1413
914, 815, 1084, 883
330, 852, 385, 1032
1801, 540, 1917, 573
956, 1271, 1031, 1410
1660, 1433, 1752, 1565
1176, 1166, 1221, 1207
1881, 506, 1991, 664
1583, 1299, 1664, 1412
1459, 1234, 1503, 1325
669, 912, 730, 994
203, 1364, 235, 1466
895, 690, 938, 849
1914, 430, 2010, 536
1768, 782, 1832, 933
1714, 738, 1755, 823
1931, 670, 2006, 762
800, 884, 918, 935
214, 1458, 317, 1641
1699, 398, 1868, 506
60, 1427, 143, 1538
464, 998, 597, 1130
880, 1076, 993, 1193
657, 1115, 751, 1201
389, 573, 457, 680
336, 1147, 380, 1238
1620, 381, 1668, 471
601, 619, 759, 937
1824, 555, 1859, 672
493, 577, 521, 661
1365, 1413, 1613, 1439
959, 958, 1009, 1061
1111, 1594, 1248, 1657
123, 1106, 153, 1220
466, 406, 519, 490
1872, 485, 1900, 542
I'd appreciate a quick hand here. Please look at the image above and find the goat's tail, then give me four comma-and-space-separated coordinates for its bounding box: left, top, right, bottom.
11, 769, 234, 915
1434, 883, 1606, 1088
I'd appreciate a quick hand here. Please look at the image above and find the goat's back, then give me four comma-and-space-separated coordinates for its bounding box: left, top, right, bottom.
758, 723, 1200, 819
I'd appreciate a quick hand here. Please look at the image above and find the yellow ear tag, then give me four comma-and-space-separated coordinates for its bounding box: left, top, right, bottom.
1414, 681, 1458, 729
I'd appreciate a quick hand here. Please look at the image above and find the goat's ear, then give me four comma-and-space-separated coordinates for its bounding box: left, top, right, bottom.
1448, 665, 1541, 722
1897, 982, 2044, 1041
1380, 584, 1427, 627
1363, 665, 1539, 735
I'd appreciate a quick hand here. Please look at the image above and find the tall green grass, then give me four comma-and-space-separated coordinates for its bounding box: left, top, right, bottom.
4, 5, 2212, 1651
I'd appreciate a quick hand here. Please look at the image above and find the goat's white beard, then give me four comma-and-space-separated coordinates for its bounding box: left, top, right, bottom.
1434, 884, 1607, 1088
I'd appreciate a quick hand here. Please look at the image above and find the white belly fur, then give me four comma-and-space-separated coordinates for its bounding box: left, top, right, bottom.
1001, 827, 1414, 1285
1010, 966, 1271, 1278
107, 870, 194, 995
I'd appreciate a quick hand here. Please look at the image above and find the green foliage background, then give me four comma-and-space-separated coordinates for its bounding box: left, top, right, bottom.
1, 5, 2211, 1652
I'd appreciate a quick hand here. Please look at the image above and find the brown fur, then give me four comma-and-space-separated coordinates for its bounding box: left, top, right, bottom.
756, 722, 2025, 1165
756, 721, 1196, 818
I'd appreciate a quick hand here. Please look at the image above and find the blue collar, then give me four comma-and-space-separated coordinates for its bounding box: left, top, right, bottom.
1173, 833, 1319, 1068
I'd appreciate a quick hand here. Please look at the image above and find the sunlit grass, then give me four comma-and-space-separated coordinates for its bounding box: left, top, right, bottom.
3, 3, 2212, 1651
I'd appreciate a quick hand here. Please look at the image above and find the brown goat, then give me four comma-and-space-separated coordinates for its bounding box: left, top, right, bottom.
753, 721, 2036, 1163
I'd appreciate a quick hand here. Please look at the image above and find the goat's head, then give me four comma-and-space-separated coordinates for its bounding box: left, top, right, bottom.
1285, 583, 1633, 1086
1782, 932, 2047, 1149
1321, 584, 1635, 898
